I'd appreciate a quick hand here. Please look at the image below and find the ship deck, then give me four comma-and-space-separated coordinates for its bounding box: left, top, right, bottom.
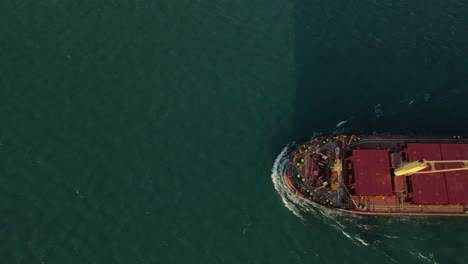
285, 135, 468, 216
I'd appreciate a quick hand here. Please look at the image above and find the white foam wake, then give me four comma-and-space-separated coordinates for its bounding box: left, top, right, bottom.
336, 120, 348, 127
409, 251, 438, 264
271, 145, 305, 219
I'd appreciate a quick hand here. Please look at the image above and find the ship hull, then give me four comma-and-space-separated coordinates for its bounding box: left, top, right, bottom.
284, 135, 468, 216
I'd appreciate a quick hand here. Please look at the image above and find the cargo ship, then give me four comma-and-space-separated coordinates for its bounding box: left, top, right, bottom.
283, 135, 468, 216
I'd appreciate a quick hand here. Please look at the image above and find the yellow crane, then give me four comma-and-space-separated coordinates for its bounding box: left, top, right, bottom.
394, 159, 468, 176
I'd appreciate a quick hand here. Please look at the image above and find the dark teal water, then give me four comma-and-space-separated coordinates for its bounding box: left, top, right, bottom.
1, 0, 467, 263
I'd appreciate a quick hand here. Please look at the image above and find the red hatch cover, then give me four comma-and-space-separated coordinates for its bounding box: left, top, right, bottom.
352, 149, 392, 196
440, 144, 468, 204
406, 143, 448, 204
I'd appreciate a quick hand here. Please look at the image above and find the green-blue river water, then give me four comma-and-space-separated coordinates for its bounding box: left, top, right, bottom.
1, 0, 467, 263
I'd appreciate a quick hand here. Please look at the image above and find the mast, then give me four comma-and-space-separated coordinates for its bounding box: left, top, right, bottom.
394, 159, 468, 176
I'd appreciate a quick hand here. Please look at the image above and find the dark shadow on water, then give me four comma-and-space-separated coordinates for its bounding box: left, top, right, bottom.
294, 0, 468, 142
292, 2, 468, 263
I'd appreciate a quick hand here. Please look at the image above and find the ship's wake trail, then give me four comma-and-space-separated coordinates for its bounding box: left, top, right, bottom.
271, 143, 438, 264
